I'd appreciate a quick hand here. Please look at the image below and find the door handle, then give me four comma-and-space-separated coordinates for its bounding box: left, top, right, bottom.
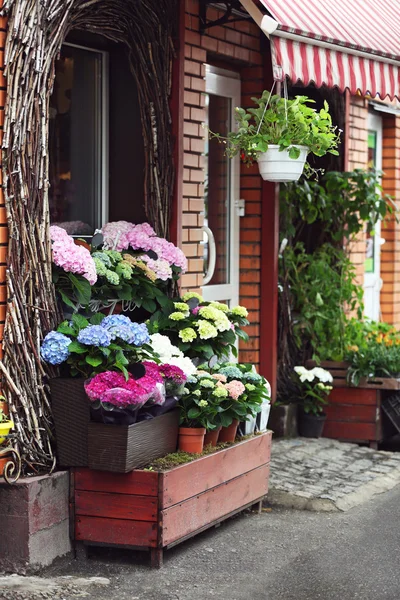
203, 225, 216, 285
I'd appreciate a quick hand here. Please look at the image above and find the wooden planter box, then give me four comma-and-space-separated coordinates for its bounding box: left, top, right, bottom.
306, 361, 398, 447
324, 387, 382, 448
72, 431, 272, 567
88, 410, 179, 473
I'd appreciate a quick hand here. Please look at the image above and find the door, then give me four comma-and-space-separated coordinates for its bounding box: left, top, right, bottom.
202, 66, 240, 306
364, 113, 383, 321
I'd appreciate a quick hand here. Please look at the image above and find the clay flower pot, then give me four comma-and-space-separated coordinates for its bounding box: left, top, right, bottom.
219, 419, 239, 443
0, 420, 13, 445
204, 427, 221, 448
178, 427, 206, 454
0, 453, 11, 477
0, 401, 9, 417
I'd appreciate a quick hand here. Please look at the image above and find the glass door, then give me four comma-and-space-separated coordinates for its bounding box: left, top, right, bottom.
202, 66, 240, 306
364, 113, 383, 321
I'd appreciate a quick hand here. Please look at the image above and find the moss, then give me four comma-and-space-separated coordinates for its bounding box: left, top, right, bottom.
144, 434, 258, 471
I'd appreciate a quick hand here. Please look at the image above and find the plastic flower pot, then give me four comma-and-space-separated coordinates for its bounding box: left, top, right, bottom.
257, 145, 308, 182
204, 426, 221, 447
0, 453, 11, 477
298, 410, 327, 438
0, 420, 13, 445
243, 414, 257, 435
219, 419, 239, 443
178, 427, 206, 454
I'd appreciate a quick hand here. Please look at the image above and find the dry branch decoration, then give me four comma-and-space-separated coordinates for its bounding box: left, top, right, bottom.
0, 0, 177, 475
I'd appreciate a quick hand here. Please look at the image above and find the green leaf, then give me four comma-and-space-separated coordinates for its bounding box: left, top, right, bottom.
72, 313, 89, 330
90, 313, 105, 325
57, 323, 75, 336
85, 356, 103, 367
59, 290, 77, 310
68, 341, 87, 354
69, 274, 92, 306
188, 408, 201, 419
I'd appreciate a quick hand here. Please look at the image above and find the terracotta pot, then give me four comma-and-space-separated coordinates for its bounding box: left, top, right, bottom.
178, 427, 205, 454
219, 419, 239, 443
0, 453, 11, 477
0, 401, 9, 417
204, 427, 221, 447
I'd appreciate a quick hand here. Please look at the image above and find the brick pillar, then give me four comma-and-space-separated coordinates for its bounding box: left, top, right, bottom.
380, 115, 400, 326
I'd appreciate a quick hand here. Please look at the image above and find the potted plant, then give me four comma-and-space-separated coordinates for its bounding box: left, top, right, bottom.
84, 365, 182, 472
294, 366, 333, 437
0, 407, 13, 445
41, 313, 157, 466
0, 395, 8, 417
147, 293, 250, 363
209, 92, 340, 182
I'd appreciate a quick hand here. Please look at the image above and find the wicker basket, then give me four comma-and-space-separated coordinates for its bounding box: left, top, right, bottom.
87, 409, 180, 473
49, 378, 90, 467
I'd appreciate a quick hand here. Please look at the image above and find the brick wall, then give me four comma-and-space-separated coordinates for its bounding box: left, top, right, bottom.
380, 115, 400, 326
0, 18, 7, 360
347, 95, 368, 290
183, 0, 265, 366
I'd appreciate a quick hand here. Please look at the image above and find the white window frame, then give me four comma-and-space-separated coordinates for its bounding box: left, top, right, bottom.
63, 42, 109, 231
364, 112, 383, 322
202, 65, 240, 307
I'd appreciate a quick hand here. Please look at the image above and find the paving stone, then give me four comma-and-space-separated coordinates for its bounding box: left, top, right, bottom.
267, 437, 400, 512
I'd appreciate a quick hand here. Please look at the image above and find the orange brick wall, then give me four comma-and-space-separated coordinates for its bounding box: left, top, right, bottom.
182, 0, 265, 366
380, 115, 400, 326
0, 17, 7, 360
347, 95, 368, 290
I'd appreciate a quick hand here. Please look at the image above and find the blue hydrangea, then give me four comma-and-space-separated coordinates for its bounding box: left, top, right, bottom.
101, 315, 150, 346
41, 331, 71, 365
77, 325, 111, 347
101, 315, 133, 329
243, 371, 262, 383
219, 366, 243, 380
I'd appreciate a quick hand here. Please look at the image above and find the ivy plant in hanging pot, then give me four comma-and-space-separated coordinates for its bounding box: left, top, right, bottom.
209, 91, 340, 182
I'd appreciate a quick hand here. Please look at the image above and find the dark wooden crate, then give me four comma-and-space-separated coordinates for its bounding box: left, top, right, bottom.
49, 378, 90, 467
74, 431, 272, 567
87, 409, 179, 473
306, 360, 400, 390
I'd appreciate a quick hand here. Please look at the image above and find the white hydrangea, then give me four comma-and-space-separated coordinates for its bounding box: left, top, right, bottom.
167, 355, 197, 377
149, 333, 182, 361
294, 366, 315, 383
311, 367, 333, 383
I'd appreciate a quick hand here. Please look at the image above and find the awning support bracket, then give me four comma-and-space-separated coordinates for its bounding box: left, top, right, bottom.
199, 1, 251, 34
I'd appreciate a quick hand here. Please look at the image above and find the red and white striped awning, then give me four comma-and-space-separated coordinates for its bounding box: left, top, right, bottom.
258, 0, 400, 100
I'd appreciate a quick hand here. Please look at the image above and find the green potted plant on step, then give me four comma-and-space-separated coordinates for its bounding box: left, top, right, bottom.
209, 92, 340, 182
294, 366, 333, 438
0, 407, 13, 446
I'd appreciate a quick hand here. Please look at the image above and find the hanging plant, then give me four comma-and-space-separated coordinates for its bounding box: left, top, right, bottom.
209, 91, 340, 182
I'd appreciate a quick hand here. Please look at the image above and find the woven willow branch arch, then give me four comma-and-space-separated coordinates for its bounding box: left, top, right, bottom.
0, 0, 177, 474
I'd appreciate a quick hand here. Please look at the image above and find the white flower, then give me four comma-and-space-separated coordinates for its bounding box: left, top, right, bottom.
167, 356, 197, 377
311, 367, 333, 383
294, 366, 315, 383
149, 333, 183, 361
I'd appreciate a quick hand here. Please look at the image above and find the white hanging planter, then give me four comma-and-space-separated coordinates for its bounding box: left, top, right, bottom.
257, 144, 308, 183
257, 400, 271, 432
243, 414, 257, 435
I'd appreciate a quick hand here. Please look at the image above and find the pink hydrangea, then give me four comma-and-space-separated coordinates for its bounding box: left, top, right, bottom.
126, 229, 153, 251
50, 225, 70, 242
102, 221, 135, 251
142, 256, 172, 281
85, 370, 159, 408
159, 363, 187, 383
212, 373, 227, 383
143, 361, 164, 383
51, 231, 97, 285
224, 380, 246, 400
134, 223, 156, 236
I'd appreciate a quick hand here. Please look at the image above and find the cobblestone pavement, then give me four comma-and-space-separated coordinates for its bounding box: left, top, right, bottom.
268, 437, 400, 511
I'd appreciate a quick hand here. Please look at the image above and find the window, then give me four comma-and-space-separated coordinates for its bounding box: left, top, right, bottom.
49, 43, 108, 236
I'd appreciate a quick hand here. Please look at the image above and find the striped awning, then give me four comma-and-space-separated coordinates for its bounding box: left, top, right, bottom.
258, 0, 400, 100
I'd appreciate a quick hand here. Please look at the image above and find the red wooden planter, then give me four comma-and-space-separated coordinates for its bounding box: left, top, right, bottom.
72, 431, 272, 567
324, 387, 382, 448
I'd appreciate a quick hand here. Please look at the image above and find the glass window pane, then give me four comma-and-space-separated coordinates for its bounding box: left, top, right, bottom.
365, 130, 378, 273
204, 93, 231, 285
49, 45, 103, 236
